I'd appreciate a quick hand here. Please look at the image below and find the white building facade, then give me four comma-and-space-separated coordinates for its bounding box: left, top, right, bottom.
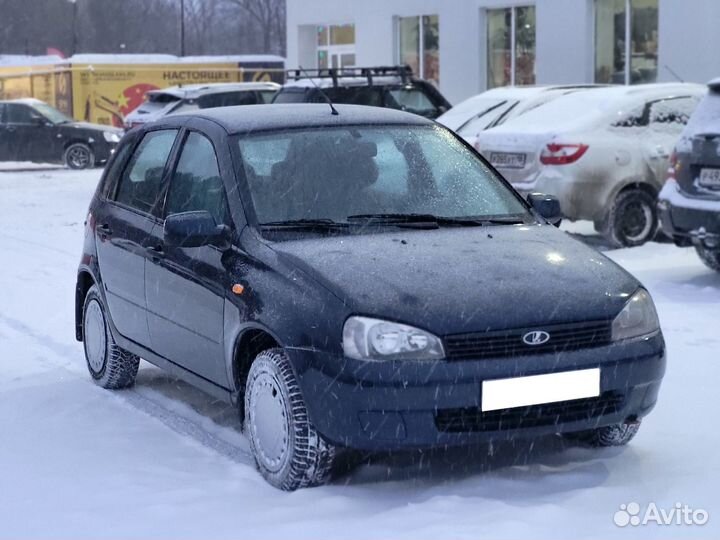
286, 0, 720, 104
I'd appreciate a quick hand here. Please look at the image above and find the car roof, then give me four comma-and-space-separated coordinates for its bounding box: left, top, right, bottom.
171, 103, 433, 134
148, 82, 281, 99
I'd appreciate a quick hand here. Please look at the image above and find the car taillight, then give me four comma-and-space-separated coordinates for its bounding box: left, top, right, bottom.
539, 143, 589, 165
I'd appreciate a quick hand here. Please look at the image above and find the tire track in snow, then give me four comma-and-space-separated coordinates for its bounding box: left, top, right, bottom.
0, 313, 254, 466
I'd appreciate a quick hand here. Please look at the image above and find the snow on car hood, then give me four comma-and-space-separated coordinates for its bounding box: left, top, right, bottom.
269, 225, 638, 336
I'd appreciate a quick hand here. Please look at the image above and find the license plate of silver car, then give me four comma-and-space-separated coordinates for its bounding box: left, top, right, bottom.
490, 152, 526, 169
699, 168, 720, 189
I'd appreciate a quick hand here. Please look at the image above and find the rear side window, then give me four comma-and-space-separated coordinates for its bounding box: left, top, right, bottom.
198, 92, 258, 109
385, 88, 438, 117
114, 129, 178, 214
165, 132, 230, 227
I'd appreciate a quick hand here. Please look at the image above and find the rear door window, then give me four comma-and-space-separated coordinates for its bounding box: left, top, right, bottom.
114, 129, 178, 214
385, 88, 438, 117
6, 104, 35, 124
198, 92, 259, 109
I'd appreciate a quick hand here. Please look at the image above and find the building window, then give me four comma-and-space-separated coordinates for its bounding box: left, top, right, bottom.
317, 24, 356, 69
397, 15, 440, 85
595, 0, 658, 84
486, 6, 536, 89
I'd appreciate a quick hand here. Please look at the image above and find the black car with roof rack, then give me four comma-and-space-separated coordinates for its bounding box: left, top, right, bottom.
76, 103, 665, 491
272, 65, 452, 119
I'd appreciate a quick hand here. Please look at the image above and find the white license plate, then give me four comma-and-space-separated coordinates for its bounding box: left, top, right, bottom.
699, 168, 720, 189
490, 152, 526, 169
481, 368, 601, 412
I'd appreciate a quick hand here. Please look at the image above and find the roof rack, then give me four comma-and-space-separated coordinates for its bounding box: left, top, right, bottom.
286, 65, 414, 87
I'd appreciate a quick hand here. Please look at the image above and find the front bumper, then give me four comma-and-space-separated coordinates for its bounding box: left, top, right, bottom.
658, 182, 720, 247
287, 333, 666, 451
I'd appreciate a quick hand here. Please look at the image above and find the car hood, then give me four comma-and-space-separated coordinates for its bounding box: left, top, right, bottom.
268, 225, 639, 336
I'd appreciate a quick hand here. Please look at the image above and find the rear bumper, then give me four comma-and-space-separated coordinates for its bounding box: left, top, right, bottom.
658, 181, 720, 247
286, 334, 666, 451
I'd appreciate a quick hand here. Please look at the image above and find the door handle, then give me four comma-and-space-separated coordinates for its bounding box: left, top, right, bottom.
146, 244, 165, 260
96, 223, 112, 238
6, 126, 16, 133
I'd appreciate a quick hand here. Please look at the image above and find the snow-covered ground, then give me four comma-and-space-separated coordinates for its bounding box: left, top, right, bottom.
0, 168, 718, 539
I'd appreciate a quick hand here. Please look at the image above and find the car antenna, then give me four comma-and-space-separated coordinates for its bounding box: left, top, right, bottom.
298, 65, 339, 116
664, 64, 684, 83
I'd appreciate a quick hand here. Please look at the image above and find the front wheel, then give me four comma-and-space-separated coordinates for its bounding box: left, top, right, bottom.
696, 245, 720, 273
64, 143, 94, 170
564, 420, 641, 447
244, 349, 337, 490
602, 189, 658, 248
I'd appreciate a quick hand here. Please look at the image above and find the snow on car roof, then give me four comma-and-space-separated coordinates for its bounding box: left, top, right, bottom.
488, 83, 706, 134
0, 97, 46, 105
176, 103, 432, 134
147, 82, 280, 99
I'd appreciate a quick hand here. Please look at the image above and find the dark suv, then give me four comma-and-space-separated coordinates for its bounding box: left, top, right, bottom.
0, 99, 121, 169
273, 66, 452, 119
76, 104, 666, 491
659, 79, 720, 271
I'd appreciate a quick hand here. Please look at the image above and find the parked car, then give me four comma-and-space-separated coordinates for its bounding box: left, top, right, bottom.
0, 98, 121, 169
273, 66, 452, 119
437, 85, 607, 147
659, 79, 720, 272
123, 82, 280, 129
474, 83, 705, 247
76, 104, 665, 491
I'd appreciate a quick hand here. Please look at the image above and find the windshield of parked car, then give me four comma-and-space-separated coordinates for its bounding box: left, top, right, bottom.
32, 102, 73, 124
236, 125, 530, 227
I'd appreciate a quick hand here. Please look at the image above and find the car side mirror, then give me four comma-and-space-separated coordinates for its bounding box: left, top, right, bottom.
164, 211, 230, 249
527, 193, 562, 227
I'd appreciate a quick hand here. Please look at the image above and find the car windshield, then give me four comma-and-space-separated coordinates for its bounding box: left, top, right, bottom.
236, 125, 530, 227
32, 102, 73, 124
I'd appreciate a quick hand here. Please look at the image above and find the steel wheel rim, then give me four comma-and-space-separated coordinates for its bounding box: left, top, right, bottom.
620, 200, 653, 243
84, 299, 107, 374
249, 371, 290, 473
68, 147, 89, 168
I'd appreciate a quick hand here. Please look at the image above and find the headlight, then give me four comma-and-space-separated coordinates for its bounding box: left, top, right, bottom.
103, 131, 121, 143
612, 289, 660, 341
342, 316, 445, 361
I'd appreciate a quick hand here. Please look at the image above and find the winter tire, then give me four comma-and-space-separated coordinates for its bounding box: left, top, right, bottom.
696, 245, 720, 273
244, 348, 337, 491
82, 285, 140, 389
65, 143, 94, 170
602, 189, 658, 248
564, 420, 641, 447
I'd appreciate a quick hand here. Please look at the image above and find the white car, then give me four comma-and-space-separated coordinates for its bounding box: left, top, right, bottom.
475, 83, 705, 247
124, 82, 280, 129
437, 85, 605, 147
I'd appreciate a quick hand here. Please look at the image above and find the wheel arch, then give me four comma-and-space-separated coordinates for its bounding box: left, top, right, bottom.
75, 269, 97, 341
231, 325, 281, 402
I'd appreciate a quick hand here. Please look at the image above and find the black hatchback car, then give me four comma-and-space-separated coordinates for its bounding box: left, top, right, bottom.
76, 104, 666, 490
273, 66, 452, 119
0, 99, 121, 169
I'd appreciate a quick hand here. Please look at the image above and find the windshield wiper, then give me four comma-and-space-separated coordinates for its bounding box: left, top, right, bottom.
260, 218, 350, 230
346, 213, 526, 227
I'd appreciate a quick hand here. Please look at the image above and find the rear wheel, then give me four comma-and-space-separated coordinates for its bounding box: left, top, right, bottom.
82, 285, 140, 389
696, 245, 720, 272
64, 143, 94, 170
244, 349, 337, 490
564, 420, 641, 447
602, 189, 658, 248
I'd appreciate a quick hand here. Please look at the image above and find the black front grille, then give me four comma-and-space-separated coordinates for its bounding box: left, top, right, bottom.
435, 392, 624, 433
444, 321, 612, 361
